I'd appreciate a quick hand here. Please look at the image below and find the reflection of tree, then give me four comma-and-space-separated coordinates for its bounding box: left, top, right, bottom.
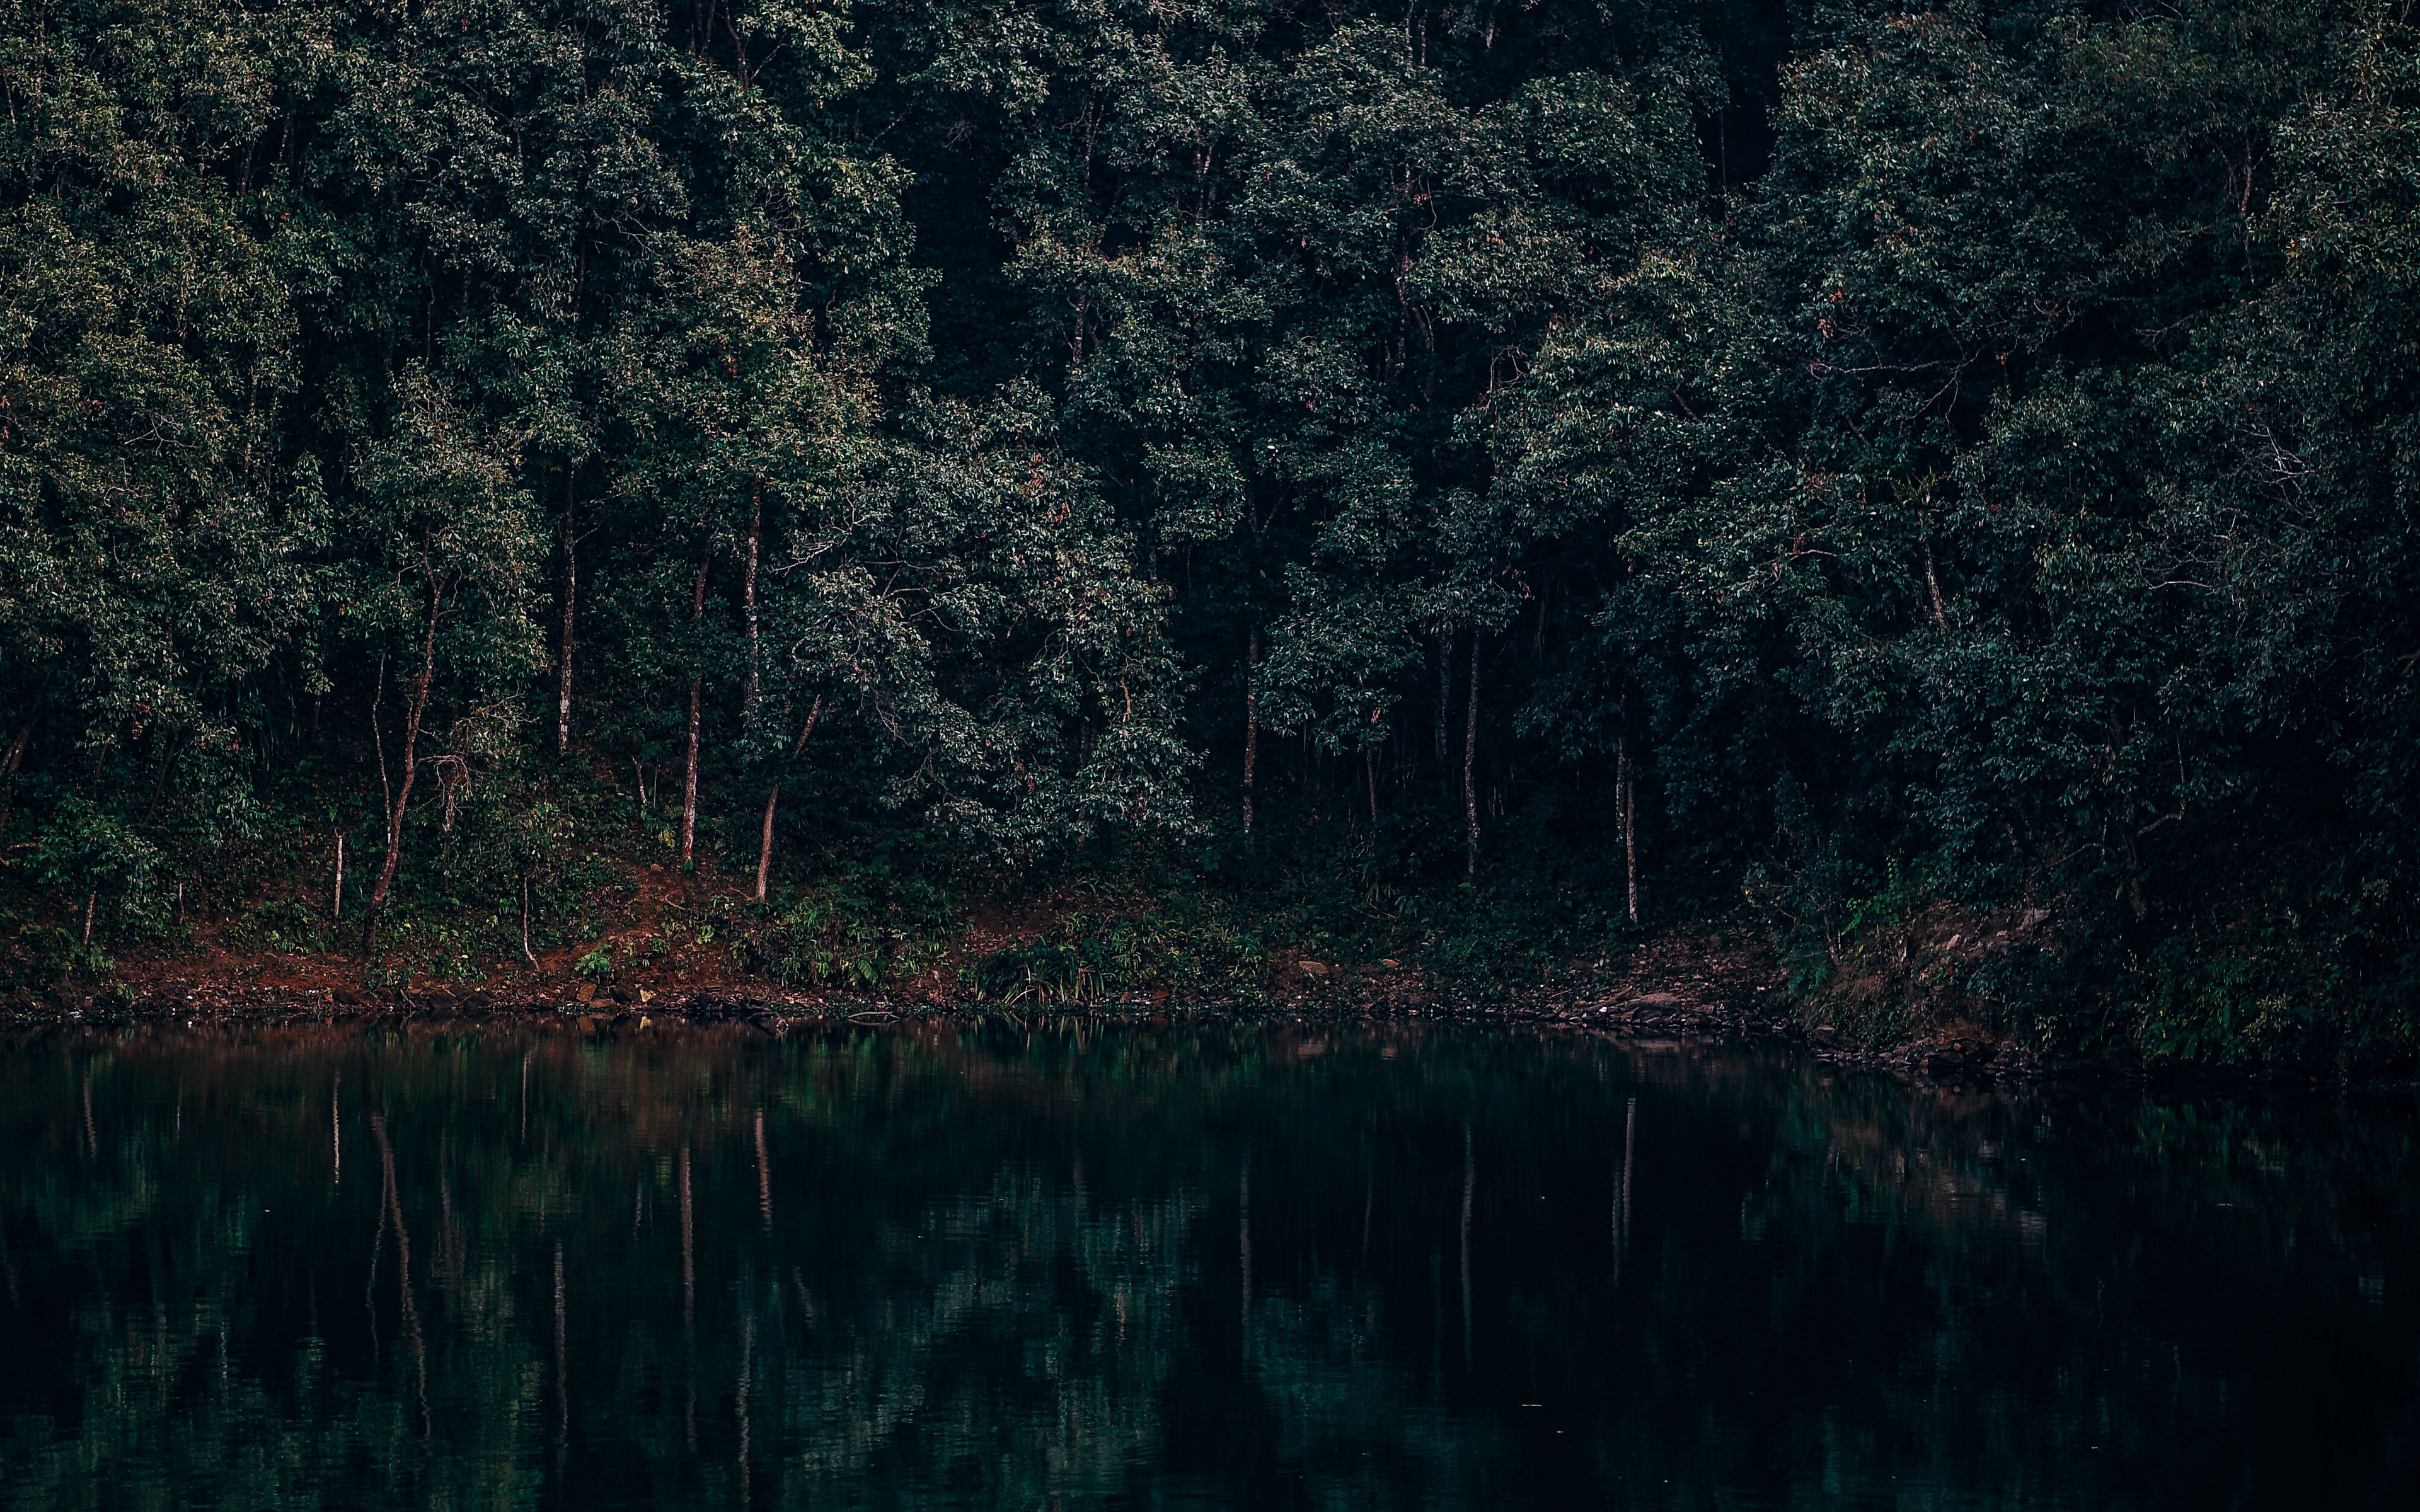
744, 1175, 1197, 1505
0, 1026, 2411, 1509
1575, 1043, 2420, 1506
0, 1026, 1232, 1508
1245, 1276, 1510, 1511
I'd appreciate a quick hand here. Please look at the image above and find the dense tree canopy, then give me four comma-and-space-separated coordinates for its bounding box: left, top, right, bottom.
2, 0, 2414, 1063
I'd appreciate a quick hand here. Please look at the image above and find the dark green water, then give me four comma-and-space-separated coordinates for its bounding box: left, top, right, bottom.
0, 1022, 2412, 1510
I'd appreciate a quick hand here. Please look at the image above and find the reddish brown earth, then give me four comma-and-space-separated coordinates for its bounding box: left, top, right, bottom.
42, 874, 1792, 1032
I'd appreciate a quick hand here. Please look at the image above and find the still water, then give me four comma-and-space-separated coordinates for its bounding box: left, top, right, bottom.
0, 1020, 2412, 1509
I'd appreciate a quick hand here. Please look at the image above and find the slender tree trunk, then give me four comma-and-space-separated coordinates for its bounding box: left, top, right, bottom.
756, 696, 821, 902
1625, 773, 1639, 923
557, 470, 577, 755
1462, 633, 1481, 877
1364, 747, 1378, 827
1618, 740, 1638, 924
365, 562, 441, 954
742, 487, 762, 725
371, 656, 390, 823
1242, 629, 1259, 839
680, 558, 708, 868
681, 676, 703, 866
754, 786, 780, 903
333, 833, 345, 921
0, 721, 29, 836
1923, 536, 1948, 630
520, 871, 537, 965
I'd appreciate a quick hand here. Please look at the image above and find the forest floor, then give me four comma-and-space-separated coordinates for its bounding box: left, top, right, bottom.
1, 878, 2048, 1084
43, 906, 1780, 1024
0, 823, 2058, 1083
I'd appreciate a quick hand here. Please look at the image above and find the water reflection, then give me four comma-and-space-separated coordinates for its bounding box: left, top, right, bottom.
0, 1022, 2412, 1509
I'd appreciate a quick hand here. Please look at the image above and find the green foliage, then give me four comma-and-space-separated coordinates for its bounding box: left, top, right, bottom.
965, 902, 1271, 1006
572, 944, 614, 984
744, 885, 895, 989
1, 915, 83, 1000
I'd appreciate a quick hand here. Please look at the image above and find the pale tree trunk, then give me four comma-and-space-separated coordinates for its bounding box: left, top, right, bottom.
1242, 629, 1259, 839
1625, 769, 1639, 923
754, 788, 778, 904
365, 559, 442, 954
1462, 633, 1481, 877
680, 558, 709, 868
754, 696, 821, 903
1618, 740, 1638, 924
556, 470, 576, 755
332, 833, 345, 920
372, 658, 391, 831
742, 488, 762, 724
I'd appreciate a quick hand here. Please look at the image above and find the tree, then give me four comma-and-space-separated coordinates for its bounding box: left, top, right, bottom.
348, 372, 541, 953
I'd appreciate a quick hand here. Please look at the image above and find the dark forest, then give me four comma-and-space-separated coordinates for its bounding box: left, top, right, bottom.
3, 0, 2416, 1068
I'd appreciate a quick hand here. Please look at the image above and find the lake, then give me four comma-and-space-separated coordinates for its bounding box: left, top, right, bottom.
0, 1019, 2412, 1509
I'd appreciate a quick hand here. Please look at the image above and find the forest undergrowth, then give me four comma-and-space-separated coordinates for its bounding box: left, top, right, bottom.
0, 754, 1655, 1021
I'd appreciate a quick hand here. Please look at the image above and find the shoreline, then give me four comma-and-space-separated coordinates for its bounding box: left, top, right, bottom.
13, 945, 2412, 1096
